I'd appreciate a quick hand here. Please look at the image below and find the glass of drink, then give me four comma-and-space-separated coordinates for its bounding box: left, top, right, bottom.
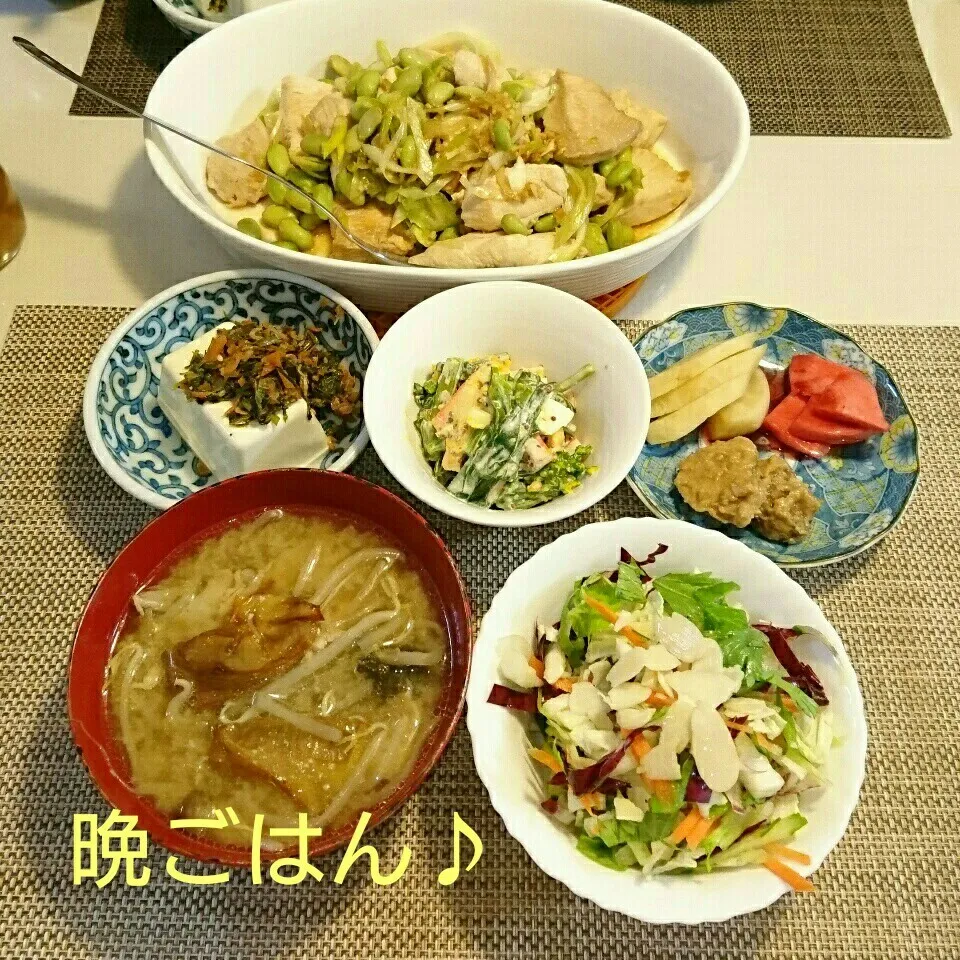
0, 166, 26, 269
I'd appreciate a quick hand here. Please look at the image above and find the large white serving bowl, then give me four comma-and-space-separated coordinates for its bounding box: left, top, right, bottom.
467, 517, 867, 923
363, 281, 650, 527
145, 0, 750, 312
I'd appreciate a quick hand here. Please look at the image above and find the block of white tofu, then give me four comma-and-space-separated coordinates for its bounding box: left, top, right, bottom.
157, 323, 331, 479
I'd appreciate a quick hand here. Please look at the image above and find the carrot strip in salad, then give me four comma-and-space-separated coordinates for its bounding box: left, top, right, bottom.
553, 676, 574, 692
724, 719, 750, 733
668, 808, 701, 846
583, 596, 648, 646
630, 736, 652, 762
528, 655, 544, 679
580, 792, 605, 813
645, 778, 675, 802
528, 748, 563, 775
685, 815, 716, 849
763, 856, 814, 892
646, 690, 675, 708
765, 844, 812, 866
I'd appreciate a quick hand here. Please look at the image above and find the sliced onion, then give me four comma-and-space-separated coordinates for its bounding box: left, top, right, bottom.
293, 544, 323, 598
165, 679, 193, 720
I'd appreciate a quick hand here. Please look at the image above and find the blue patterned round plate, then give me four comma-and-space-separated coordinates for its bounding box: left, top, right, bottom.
83, 270, 377, 511
629, 304, 919, 567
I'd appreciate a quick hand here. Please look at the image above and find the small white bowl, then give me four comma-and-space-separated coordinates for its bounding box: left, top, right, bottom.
362, 281, 650, 527
151, 0, 218, 36
466, 517, 867, 923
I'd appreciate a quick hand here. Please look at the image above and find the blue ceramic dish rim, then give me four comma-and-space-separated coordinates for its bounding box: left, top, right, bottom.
82, 268, 379, 511
627, 303, 922, 569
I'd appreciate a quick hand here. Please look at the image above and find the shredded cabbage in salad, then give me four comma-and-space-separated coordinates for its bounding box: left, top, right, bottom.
488, 546, 836, 885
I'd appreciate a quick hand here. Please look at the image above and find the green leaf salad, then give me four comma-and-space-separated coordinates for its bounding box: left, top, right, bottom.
487, 546, 836, 888
413, 355, 596, 510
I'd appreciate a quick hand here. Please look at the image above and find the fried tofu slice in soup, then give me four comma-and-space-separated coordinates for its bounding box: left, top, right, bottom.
408, 231, 556, 268
205, 117, 270, 208
620, 147, 693, 226
329, 203, 416, 262
542, 71, 643, 165
461, 163, 568, 231
277, 75, 330, 156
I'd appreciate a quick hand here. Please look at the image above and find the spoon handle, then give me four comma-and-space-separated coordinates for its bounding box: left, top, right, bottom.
12, 36, 407, 266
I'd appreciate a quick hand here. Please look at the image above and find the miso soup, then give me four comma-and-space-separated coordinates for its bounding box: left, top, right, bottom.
106, 509, 447, 848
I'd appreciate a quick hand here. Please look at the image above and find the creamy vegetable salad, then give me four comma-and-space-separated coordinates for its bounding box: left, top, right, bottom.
489, 546, 835, 888
206, 35, 692, 266
413, 354, 595, 510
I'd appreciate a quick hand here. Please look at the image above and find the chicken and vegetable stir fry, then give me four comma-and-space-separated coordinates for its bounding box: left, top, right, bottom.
207, 35, 693, 267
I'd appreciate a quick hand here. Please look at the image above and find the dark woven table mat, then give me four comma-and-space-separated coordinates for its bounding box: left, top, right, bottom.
0, 304, 958, 958
70, 0, 949, 137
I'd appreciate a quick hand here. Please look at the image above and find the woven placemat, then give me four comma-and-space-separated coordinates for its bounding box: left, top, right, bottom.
1, 306, 958, 958
69, 0, 949, 138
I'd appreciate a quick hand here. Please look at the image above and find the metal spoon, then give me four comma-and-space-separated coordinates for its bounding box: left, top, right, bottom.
12, 36, 409, 266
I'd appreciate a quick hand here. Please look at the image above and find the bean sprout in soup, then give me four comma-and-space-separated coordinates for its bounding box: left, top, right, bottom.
106, 509, 447, 848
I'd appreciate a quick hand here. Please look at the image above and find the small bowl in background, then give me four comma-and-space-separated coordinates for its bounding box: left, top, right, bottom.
68, 468, 472, 865
151, 0, 219, 36
83, 269, 377, 511
362, 281, 650, 527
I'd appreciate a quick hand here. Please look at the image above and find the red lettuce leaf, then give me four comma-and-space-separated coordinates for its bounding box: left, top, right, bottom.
570, 729, 642, 795
753, 623, 829, 706
487, 683, 538, 712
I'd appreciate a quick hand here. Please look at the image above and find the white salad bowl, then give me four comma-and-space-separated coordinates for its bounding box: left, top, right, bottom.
144, 0, 750, 312
362, 281, 650, 527
466, 517, 867, 923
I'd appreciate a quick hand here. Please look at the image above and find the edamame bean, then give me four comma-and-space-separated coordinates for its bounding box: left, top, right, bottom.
356, 70, 382, 100
355, 106, 383, 141
500, 213, 530, 235
605, 159, 634, 189
329, 55, 354, 77
604, 219, 634, 251
501, 80, 525, 102
287, 169, 314, 191
277, 217, 315, 251
492, 118, 514, 152
454, 85, 484, 99
583, 222, 609, 256
262, 204, 293, 229
398, 135, 418, 169
424, 81, 455, 107
274, 240, 298, 250
301, 132, 326, 157
266, 177, 288, 205
293, 156, 328, 177
392, 66, 423, 98
438, 226, 459, 242
236, 218, 262, 240
597, 157, 617, 178
533, 213, 557, 233
266, 142, 291, 177
351, 96, 378, 120
398, 47, 430, 69
299, 212, 322, 231
334, 169, 364, 205
311, 182, 334, 219
423, 56, 452, 88
287, 186, 314, 213
343, 127, 362, 154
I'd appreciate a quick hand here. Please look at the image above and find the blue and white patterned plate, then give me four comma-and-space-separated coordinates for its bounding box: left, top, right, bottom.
83, 270, 378, 511
629, 304, 920, 567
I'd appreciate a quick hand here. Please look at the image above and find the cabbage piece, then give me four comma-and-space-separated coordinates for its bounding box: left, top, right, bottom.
549, 166, 595, 262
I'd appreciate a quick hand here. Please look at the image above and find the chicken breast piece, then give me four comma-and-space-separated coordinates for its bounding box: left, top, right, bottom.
611, 89, 668, 148
461, 163, 568, 231
304, 87, 352, 139
620, 147, 693, 226
542, 71, 642, 165
205, 117, 270, 208
278, 75, 330, 156
328, 203, 415, 262
409, 231, 556, 268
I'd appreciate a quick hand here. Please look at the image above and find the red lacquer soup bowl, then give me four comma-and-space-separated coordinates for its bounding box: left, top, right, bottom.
68, 469, 472, 867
